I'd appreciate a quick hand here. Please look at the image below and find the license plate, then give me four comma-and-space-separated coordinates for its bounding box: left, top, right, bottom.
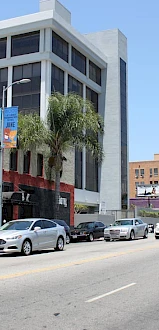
72, 235, 77, 239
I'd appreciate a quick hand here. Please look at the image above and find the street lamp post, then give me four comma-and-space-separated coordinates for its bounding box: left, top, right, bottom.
0, 79, 31, 226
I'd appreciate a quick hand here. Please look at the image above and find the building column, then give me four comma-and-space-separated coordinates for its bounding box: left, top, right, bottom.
40, 60, 51, 120
6, 36, 11, 59
64, 71, 68, 95
46, 60, 52, 113
40, 60, 46, 120
7, 66, 12, 107
82, 84, 86, 190
45, 28, 52, 53
40, 29, 45, 53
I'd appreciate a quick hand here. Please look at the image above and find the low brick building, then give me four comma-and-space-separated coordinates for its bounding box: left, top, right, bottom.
129, 154, 159, 199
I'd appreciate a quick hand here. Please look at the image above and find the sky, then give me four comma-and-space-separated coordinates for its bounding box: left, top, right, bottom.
0, 0, 159, 162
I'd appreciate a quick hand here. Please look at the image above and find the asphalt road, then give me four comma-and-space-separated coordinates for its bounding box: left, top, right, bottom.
1, 234, 159, 330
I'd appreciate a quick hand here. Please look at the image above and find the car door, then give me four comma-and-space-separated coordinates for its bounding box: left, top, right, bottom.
93, 222, 100, 238
31, 220, 46, 249
96, 222, 105, 238
43, 220, 58, 248
134, 219, 141, 237
137, 219, 146, 236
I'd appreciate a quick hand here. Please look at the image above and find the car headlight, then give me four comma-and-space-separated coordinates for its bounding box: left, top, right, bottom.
120, 228, 129, 233
6, 235, 22, 240
104, 229, 109, 233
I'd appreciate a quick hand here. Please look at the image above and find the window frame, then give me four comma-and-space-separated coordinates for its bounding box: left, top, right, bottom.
11, 31, 40, 57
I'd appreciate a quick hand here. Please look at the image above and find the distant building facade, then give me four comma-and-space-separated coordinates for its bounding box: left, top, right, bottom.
129, 154, 159, 206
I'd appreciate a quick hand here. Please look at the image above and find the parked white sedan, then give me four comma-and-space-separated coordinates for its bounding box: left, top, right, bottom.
0, 218, 66, 256
104, 218, 148, 241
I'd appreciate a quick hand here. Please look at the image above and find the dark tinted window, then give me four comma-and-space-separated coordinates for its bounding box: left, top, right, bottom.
68, 75, 83, 189
72, 47, 86, 75
11, 31, 40, 57
75, 150, 82, 189
23, 151, 30, 174
53, 220, 66, 226
120, 58, 128, 209
37, 154, 43, 177
86, 87, 98, 112
0, 38, 7, 59
51, 65, 64, 94
89, 61, 101, 85
52, 31, 68, 62
68, 75, 83, 96
86, 87, 98, 192
0, 68, 8, 108
10, 151, 17, 171
32, 220, 44, 230
97, 222, 105, 227
43, 220, 56, 228
12, 62, 41, 115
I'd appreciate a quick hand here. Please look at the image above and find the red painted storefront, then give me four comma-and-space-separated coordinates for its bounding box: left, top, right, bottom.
3, 170, 74, 226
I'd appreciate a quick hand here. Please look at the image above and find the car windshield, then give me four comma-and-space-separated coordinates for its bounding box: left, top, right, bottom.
0, 220, 33, 231
113, 220, 133, 226
77, 222, 94, 229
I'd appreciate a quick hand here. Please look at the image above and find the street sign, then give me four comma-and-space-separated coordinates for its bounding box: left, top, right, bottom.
3, 106, 18, 148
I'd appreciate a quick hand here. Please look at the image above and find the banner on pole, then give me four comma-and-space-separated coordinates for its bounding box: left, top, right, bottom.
3, 107, 18, 148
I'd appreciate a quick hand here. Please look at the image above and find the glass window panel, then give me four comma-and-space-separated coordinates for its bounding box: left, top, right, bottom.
11, 31, 40, 57
22, 95, 32, 108
0, 68, 8, 82
72, 47, 86, 75
13, 66, 22, 81
32, 94, 40, 108
0, 38, 6, 59
32, 62, 41, 77
89, 61, 101, 85
23, 64, 32, 78
52, 31, 68, 62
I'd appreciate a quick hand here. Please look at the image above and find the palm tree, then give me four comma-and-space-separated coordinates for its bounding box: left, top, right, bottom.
17, 93, 104, 220
18, 113, 46, 152
46, 92, 104, 219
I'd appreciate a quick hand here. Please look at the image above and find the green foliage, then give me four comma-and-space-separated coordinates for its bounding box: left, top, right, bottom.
18, 113, 47, 152
74, 203, 88, 214
139, 210, 159, 218
46, 92, 104, 168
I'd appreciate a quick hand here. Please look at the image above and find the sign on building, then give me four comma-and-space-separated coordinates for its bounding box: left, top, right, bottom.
3, 106, 18, 148
137, 184, 159, 197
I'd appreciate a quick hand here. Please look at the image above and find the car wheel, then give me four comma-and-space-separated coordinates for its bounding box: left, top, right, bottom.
56, 237, 64, 251
21, 239, 32, 256
66, 234, 70, 244
105, 239, 110, 242
129, 230, 135, 240
155, 236, 159, 239
143, 229, 148, 239
88, 233, 94, 242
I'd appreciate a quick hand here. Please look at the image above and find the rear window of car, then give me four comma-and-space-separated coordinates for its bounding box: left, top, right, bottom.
53, 220, 66, 226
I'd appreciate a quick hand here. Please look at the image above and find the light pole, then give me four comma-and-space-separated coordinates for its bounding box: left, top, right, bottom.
0, 78, 31, 226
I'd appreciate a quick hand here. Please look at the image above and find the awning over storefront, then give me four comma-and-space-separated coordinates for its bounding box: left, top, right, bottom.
3, 191, 37, 205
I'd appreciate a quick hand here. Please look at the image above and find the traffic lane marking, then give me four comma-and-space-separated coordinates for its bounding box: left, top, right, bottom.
0, 243, 159, 281
85, 283, 136, 303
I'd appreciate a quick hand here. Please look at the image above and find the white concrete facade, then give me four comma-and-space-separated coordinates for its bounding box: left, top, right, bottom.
0, 0, 128, 211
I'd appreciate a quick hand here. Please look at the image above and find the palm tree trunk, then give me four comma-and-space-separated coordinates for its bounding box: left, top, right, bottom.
54, 170, 60, 219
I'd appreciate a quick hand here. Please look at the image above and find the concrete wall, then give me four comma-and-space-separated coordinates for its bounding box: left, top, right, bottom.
85, 29, 128, 211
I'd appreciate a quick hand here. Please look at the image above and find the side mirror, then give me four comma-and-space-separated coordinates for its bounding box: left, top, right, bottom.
110, 224, 112, 226
34, 226, 41, 232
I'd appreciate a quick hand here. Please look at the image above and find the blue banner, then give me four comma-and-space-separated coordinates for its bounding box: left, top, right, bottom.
3, 107, 18, 148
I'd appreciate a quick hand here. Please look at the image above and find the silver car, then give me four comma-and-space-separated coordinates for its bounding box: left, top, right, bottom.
104, 218, 148, 241
0, 218, 66, 256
